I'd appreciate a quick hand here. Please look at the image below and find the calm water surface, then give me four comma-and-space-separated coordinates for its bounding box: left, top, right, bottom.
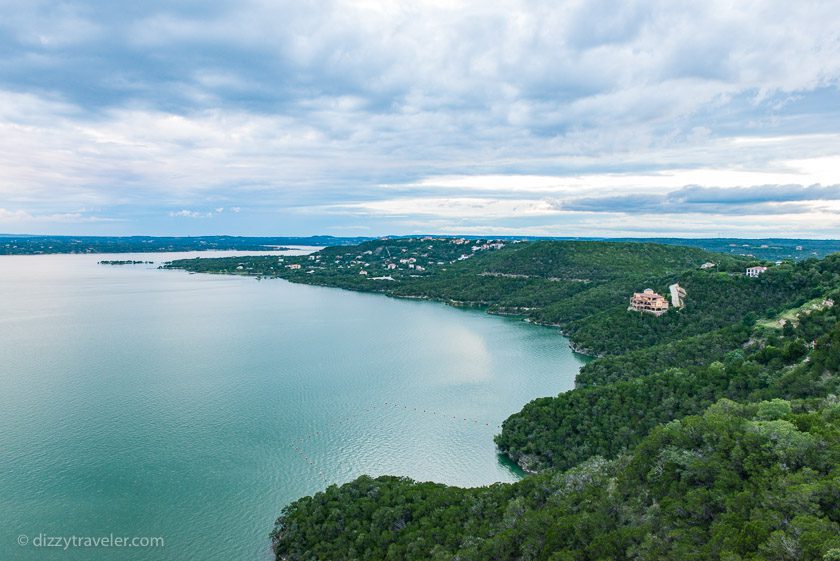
0, 251, 586, 560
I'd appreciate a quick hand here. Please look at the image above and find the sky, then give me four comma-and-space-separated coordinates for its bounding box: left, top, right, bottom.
1, 0, 839, 238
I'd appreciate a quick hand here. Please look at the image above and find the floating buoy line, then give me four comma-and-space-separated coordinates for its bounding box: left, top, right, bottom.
286, 400, 504, 486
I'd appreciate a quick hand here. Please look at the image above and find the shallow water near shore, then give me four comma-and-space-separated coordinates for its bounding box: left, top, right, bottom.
0, 250, 585, 560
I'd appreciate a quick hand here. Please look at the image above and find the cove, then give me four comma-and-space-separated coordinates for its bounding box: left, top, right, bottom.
0, 251, 586, 561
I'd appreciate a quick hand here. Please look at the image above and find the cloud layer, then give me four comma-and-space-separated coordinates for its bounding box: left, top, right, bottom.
561, 184, 840, 214
0, 0, 839, 236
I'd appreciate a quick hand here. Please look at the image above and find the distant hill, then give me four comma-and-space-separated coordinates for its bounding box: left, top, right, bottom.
0, 235, 368, 255
448, 239, 728, 282
2, 234, 837, 258
607, 237, 840, 261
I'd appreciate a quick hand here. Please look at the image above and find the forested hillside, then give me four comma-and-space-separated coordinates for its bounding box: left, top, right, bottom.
273, 396, 840, 560
165, 238, 767, 355
166, 239, 840, 355
496, 302, 839, 472
165, 240, 840, 560
272, 309, 840, 560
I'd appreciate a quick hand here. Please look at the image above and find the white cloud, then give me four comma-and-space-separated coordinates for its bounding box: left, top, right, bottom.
330, 197, 562, 219
169, 209, 214, 218
0, 1, 839, 235
0, 207, 115, 224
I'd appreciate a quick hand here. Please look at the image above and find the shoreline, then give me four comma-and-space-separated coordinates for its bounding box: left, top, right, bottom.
163, 263, 591, 473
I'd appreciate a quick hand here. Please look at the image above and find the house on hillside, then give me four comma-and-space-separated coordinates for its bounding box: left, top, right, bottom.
746, 266, 768, 277
700, 262, 716, 270
629, 289, 670, 316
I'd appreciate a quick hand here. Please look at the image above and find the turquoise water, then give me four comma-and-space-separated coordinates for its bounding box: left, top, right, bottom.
0, 251, 585, 560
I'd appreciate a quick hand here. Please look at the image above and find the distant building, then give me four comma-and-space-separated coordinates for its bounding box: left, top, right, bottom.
669, 283, 687, 308
472, 242, 506, 252
746, 266, 768, 277
286, 263, 301, 270
359, 270, 368, 275
629, 289, 670, 316
700, 262, 716, 270
386, 263, 397, 270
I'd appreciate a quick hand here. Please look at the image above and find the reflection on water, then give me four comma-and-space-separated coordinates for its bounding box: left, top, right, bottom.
0, 251, 584, 561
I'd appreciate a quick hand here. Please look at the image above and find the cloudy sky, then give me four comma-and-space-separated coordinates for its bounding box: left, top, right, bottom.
1, 0, 839, 237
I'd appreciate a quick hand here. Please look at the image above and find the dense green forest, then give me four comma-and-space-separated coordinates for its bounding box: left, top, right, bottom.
496, 304, 839, 472
164, 239, 840, 560
273, 397, 840, 560
574, 325, 753, 387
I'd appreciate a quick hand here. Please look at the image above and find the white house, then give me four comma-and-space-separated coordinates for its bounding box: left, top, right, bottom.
746, 266, 768, 278
669, 283, 687, 308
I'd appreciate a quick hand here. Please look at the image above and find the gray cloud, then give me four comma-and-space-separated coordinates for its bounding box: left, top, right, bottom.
0, 1, 839, 235
561, 184, 840, 214
2, 1, 838, 124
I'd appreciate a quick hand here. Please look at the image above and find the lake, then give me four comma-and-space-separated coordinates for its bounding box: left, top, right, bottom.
0, 250, 586, 560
